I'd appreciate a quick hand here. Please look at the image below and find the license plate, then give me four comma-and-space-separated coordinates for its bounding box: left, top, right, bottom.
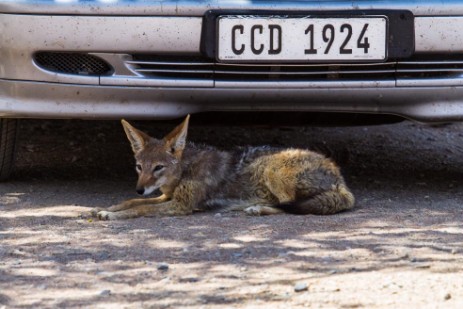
217, 16, 388, 62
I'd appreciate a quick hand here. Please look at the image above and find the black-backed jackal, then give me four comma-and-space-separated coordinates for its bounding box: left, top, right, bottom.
92, 115, 354, 220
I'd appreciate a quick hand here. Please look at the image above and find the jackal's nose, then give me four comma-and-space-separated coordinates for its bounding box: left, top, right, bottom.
136, 188, 145, 195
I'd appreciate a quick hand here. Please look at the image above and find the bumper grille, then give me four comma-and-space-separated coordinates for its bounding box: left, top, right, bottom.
127, 55, 214, 80
34, 52, 113, 76
33, 52, 463, 88
128, 55, 396, 81
125, 54, 463, 87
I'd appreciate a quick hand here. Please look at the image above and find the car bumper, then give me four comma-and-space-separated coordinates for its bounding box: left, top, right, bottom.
2, 1, 463, 122
2, 79, 463, 122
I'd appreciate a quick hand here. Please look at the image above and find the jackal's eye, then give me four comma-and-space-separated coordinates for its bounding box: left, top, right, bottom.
153, 165, 164, 173
135, 164, 142, 173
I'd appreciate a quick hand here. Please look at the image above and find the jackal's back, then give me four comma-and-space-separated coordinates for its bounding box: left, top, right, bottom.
221, 146, 354, 215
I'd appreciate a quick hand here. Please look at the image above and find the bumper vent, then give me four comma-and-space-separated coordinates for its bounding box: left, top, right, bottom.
33, 52, 463, 88
396, 58, 463, 86
127, 55, 214, 79
128, 55, 395, 81
124, 54, 463, 87
34, 52, 113, 76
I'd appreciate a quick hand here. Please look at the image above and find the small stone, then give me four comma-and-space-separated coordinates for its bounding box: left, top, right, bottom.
157, 262, 169, 271
12, 249, 26, 256
179, 277, 200, 283
444, 293, 451, 301
278, 252, 287, 258
451, 249, 457, 255
100, 290, 111, 296
214, 213, 222, 217
294, 282, 308, 292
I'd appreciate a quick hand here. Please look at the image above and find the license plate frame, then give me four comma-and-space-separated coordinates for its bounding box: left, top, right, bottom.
217, 16, 387, 63
202, 10, 415, 63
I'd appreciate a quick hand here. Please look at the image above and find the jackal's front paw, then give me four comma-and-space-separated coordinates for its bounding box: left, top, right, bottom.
89, 207, 104, 218
97, 210, 117, 221
244, 206, 263, 216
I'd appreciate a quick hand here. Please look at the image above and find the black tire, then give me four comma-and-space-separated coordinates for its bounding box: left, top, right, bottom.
0, 118, 19, 181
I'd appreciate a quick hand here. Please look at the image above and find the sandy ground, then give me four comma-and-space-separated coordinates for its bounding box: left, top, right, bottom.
0, 119, 463, 308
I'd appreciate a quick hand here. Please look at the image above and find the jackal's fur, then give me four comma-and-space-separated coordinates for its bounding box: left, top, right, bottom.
92, 115, 354, 220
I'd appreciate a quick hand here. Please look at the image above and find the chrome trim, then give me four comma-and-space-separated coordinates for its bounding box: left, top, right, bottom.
215, 80, 396, 88
116, 55, 463, 88
125, 61, 213, 67
397, 77, 463, 87
214, 70, 395, 75
2, 0, 463, 16
91, 53, 137, 77
396, 59, 463, 87
100, 76, 213, 88
108, 54, 213, 87
124, 58, 397, 85
121, 55, 396, 88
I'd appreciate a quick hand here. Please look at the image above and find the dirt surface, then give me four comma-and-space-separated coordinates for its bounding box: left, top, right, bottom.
1, 118, 463, 308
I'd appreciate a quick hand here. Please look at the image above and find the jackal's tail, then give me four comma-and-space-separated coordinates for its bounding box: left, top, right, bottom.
276, 185, 355, 215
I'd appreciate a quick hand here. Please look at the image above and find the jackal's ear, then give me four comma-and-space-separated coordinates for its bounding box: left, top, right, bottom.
164, 115, 190, 158
121, 119, 151, 153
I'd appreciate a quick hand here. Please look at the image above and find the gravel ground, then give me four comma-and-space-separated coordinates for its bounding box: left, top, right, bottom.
0, 118, 462, 308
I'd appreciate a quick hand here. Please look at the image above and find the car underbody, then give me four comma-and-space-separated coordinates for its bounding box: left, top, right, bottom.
1, 1, 463, 179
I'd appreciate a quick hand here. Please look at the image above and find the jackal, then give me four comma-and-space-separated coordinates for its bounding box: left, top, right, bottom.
92, 115, 354, 220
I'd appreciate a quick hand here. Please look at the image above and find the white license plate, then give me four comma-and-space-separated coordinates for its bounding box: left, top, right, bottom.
217, 16, 388, 62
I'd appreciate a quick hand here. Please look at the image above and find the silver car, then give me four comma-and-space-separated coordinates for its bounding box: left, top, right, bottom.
1, 0, 463, 179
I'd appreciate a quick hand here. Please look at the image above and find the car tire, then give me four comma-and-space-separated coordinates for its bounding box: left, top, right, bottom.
0, 118, 19, 181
